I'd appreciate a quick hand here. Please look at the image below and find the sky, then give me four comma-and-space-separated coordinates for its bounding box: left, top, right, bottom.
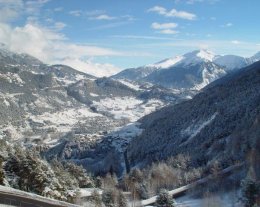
0, 0, 260, 77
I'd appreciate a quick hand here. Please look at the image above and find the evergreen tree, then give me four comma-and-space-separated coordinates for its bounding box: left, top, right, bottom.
156, 189, 176, 207
241, 179, 260, 207
102, 189, 116, 207
117, 191, 128, 207
91, 189, 102, 207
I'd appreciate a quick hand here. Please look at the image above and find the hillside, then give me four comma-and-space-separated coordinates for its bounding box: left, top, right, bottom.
126, 61, 260, 180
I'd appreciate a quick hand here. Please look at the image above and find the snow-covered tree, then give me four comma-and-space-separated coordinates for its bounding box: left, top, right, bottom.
117, 191, 128, 207
102, 189, 117, 207
91, 189, 102, 207
156, 189, 176, 207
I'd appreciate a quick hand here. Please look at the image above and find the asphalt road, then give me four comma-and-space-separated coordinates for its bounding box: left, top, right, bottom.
0, 192, 77, 207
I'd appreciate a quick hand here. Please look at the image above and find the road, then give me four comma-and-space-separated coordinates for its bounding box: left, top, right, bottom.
139, 163, 243, 206
0, 186, 80, 207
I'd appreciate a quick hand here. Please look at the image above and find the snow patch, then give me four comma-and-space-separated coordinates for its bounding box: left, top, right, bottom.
148, 55, 184, 69
181, 112, 218, 145
92, 97, 164, 122
30, 107, 102, 133
117, 79, 142, 91
90, 93, 99, 97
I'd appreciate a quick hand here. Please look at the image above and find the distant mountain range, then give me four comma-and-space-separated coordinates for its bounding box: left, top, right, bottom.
112, 49, 260, 90
1, 46, 259, 178
0, 46, 178, 144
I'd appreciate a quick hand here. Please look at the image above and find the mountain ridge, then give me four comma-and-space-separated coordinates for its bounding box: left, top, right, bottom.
112, 49, 260, 90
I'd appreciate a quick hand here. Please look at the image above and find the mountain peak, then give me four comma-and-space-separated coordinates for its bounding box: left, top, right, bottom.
184, 49, 216, 62
251, 51, 260, 62
146, 49, 216, 69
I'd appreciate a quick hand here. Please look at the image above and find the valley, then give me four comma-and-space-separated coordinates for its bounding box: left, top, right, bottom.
0, 46, 259, 206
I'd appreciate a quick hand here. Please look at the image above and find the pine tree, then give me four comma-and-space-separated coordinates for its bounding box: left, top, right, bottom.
241, 179, 260, 207
117, 191, 128, 207
91, 189, 102, 207
102, 189, 116, 207
156, 189, 176, 207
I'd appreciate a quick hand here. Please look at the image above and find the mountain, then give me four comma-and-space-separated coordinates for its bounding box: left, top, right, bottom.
214, 55, 250, 71
112, 49, 260, 91
0, 48, 181, 176
126, 61, 260, 179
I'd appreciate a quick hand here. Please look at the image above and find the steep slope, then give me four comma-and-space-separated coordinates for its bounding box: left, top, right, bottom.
214, 55, 250, 71
112, 49, 218, 82
0, 47, 180, 165
144, 61, 225, 90
126, 61, 260, 176
0, 48, 102, 141
113, 50, 260, 91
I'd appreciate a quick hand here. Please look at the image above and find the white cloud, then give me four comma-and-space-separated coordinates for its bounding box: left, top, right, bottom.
221, 22, 233, 27
88, 21, 131, 30
231, 40, 241, 45
0, 0, 50, 22
158, 29, 179, 34
148, 6, 196, 20
111, 35, 179, 40
54, 7, 63, 12
59, 57, 121, 77
121, 15, 136, 21
175, 0, 219, 4
151, 22, 178, 30
89, 14, 116, 20
53, 22, 67, 31
0, 0, 23, 22
69, 10, 82, 17
0, 23, 125, 76
151, 22, 179, 35
24, 0, 50, 15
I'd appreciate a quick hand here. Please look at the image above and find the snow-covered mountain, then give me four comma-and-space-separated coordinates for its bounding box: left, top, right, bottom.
127, 60, 260, 174
0, 47, 179, 152
112, 49, 260, 91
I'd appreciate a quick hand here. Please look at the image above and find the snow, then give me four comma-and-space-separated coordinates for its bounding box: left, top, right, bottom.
92, 97, 164, 122
144, 49, 217, 71
34, 97, 54, 109
181, 112, 218, 145
148, 55, 184, 69
0, 125, 24, 140
3, 99, 10, 106
90, 93, 99, 97
196, 49, 216, 62
175, 191, 241, 207
79, 188, 102, 197
0, 185, 79, 207
109, 122, 143, 152
0, 72, 24, 85
117, 79, 142, 91
192, 65, 226, 90
30, 107, 102, 133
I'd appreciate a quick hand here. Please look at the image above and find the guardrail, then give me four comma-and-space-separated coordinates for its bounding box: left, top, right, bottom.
0, 185, 80, 207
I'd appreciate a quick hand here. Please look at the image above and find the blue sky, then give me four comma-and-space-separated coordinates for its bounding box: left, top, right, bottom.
0, 0, 260, 76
